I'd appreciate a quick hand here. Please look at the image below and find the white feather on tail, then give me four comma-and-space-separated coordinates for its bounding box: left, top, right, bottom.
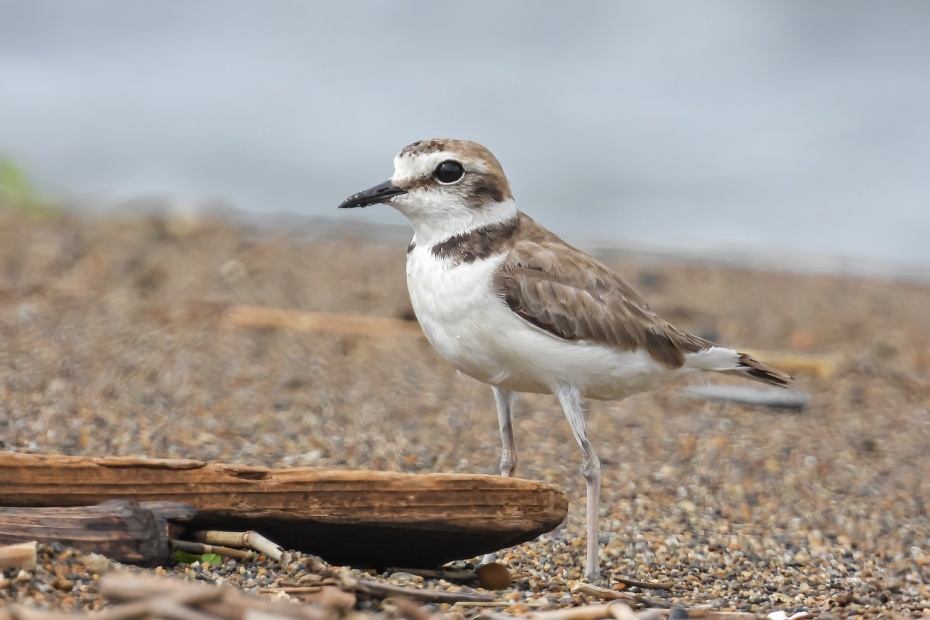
685, 347, 792, 387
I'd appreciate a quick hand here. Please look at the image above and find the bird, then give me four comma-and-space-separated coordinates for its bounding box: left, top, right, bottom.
337, 138, 791, 581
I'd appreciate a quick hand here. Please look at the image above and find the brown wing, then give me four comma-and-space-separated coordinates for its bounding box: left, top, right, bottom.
494, 214, 711, 368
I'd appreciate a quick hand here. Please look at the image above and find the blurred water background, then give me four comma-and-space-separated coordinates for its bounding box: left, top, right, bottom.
1, 1, 929, 271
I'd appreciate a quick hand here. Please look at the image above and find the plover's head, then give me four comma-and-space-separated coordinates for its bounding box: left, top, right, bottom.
338, 138, 516, 241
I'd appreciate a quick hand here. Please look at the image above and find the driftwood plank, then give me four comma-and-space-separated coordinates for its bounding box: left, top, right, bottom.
0, 453, 568, 567
0, 500, 192, 566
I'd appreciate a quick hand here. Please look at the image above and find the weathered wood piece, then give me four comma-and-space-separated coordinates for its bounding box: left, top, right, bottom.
169, 538, 255, 560
0, 453, 568, 567
222, 305, 422, 337
0, 541, 37, 570
0, 500, 192, 566
192, 529, 285, 561
352, 576, 494, 603
100, 572, 330, 620
571, 583, 672, 609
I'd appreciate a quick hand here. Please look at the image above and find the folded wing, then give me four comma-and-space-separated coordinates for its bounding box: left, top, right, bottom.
494, 215, 711, 369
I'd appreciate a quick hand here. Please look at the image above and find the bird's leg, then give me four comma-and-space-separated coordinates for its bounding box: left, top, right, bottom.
481, 387, 517, 566
493, 387, 518, 477
556, 385, 602, 582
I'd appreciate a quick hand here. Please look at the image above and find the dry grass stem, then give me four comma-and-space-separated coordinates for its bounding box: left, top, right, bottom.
193, 530, 285, 562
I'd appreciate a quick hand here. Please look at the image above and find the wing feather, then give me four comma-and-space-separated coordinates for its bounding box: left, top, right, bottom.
495, 214, 711, 368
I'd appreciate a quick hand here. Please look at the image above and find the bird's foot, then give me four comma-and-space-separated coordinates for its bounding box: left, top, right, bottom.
583, 565, 602, 582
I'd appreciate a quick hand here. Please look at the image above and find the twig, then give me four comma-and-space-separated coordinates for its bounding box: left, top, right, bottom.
385, 566, 478, 582
571, 584, 672, 609
222, 305, 422, 337
148, 598, 218, 620
258, 586, 323, 594
1, 607, 87, 620
605, 603, 638, 620
100, 572, 326, 619
683, 611, 760, 619
353, 576, 494, 603
100, 573, 228, 605
92, 586, 223, 620
612, 577, 675, 591
390, 597, 435, 620
501, 601, 667, 620
573, 583, 633, 600
512, 604, 620, 620
456, 601, 551, 608
0, 541, 37, 570
274, 577, 336, 587
192, 530, 286, 562
475, 612, 515, 620
171, 539, 255, 560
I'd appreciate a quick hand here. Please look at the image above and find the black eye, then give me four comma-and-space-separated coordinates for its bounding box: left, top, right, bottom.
434, 160, 465, 184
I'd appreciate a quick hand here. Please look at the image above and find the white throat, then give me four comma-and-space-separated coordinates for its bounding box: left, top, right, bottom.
392, 196, 519, 248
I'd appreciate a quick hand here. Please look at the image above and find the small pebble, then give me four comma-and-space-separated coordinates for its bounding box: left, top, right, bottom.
477, 563, 513, 590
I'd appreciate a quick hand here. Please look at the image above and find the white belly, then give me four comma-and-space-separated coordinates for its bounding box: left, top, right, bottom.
405, 243, 682, 400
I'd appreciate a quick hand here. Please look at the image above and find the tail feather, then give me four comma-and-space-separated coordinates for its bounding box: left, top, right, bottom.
734, 352, 792, 387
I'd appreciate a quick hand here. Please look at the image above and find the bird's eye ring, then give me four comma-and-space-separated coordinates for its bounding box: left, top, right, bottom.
434, 160, 465, 184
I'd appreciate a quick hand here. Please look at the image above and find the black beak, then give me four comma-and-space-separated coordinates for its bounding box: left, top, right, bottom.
337, 179, 407, 209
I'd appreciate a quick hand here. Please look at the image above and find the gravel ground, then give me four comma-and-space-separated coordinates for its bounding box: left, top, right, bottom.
1, 210, 929, 617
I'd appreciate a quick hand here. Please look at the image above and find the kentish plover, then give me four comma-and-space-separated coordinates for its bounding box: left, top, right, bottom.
338, 138, 791, 581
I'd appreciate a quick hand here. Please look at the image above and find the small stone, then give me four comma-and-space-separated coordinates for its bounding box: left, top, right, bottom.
477, 563, 513, 590
388, 571, 421, 583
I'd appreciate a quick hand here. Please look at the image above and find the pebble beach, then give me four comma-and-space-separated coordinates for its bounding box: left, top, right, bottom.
1, 210, 929, 617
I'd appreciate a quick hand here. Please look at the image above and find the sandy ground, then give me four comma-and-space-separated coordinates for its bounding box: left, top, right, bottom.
1, 210, 929, 617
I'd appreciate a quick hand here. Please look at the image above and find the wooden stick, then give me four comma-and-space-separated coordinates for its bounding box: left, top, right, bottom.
92, 585, 222, 620
352, 576, 494, 603
100, 572, 326, 620
612, 577, 675, 591
258, 586, 322, 594
390, 597, 435, 620
385, 566, 478, 582
683, 612, 760, 619
222, 305, 422, 337
573, 583, 635, 601
145, 599, 218, 620
456, 601, 550, 608
170, 539, 254, 561
192, 530, 284, 561
520, 604, 619, 620
0, 541, 37, 570
572, 584, 672, 609
605, 603, 638, 620
100, 572, 226, 604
